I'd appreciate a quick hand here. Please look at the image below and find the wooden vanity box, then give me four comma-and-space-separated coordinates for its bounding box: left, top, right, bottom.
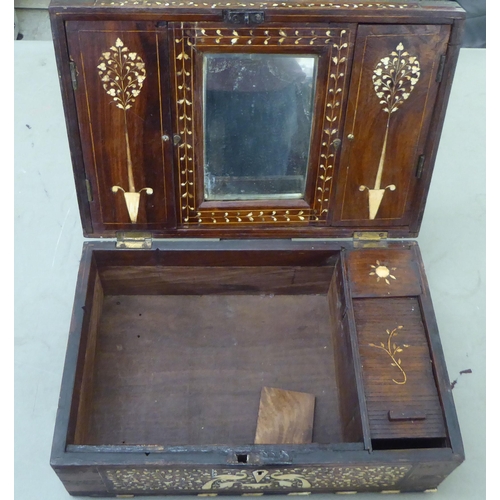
49, 0, 466, 495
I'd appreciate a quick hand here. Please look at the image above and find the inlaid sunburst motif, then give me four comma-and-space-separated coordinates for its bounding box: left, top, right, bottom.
369, 260, 397, 285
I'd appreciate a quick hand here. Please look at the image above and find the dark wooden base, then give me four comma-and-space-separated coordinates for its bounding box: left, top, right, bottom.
87, 293, 340, 446
51, 240, 463, 496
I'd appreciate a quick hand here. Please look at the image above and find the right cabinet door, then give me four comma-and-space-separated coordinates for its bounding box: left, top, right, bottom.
333, 25, 450, 225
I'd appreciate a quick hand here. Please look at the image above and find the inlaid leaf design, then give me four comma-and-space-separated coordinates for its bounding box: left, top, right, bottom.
369, 326, 408, 385
97, 38, 153, 223
372, 42, 420, 115
97, 38, 146, 111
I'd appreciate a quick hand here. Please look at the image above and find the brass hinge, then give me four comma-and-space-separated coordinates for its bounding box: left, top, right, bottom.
69, 60, 78, 90
85, 178, 93, 202
116, 231, 152, 249
353, 231, 388, 248
415, 154, 425, 179
436, 54, 446, 83
353, 231, 387, 242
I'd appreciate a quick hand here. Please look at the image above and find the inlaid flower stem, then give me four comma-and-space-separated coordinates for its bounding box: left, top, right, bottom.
369, 325, 409, 385
97, 38, 153, 223
359, 43, 421, 219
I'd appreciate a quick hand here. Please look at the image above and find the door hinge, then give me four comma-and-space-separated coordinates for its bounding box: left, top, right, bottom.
436, 54, 446, 83
353, 231, 387, 242
69, 60, 78, 90
415, 154, 425, 179
116, 231, 152, 249
85, 178, 93, 202
353, 231, 388, 248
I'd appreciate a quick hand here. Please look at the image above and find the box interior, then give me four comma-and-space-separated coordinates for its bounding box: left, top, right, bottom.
69, 249, 365, 448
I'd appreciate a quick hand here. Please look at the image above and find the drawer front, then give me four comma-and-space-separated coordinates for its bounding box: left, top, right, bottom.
353, 297, 447, 440
346, 245, 447, 442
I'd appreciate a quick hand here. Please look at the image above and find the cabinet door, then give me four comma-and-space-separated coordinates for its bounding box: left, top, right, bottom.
333, 25, 450, 225
66, 21, 175, 231
169, 23, 354, 227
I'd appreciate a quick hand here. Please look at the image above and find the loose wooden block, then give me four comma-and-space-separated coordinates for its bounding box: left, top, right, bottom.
254, 387, 316, 445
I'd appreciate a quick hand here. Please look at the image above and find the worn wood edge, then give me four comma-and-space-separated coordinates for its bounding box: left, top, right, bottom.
50, 445, 455, 467
328, 263, 364, 443
50, 244, 96, 463
83, 227, 417, 240
49, 12, 94, 237
73, 271, 104, 444
48, 0, 466, 17
409, 18, 466, 235
340, 249, 372, 451
410, 243, 465, 460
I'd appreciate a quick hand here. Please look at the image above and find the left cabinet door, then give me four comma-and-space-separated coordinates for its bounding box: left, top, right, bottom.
66, 21, 176, 232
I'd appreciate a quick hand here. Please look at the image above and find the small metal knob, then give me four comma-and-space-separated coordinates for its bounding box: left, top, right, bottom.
347, 134, 354, 141
173, 134, 182, 145
161, 135, 169, 142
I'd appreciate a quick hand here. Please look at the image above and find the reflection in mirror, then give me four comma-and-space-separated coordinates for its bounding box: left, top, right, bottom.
203, 53, 317, 201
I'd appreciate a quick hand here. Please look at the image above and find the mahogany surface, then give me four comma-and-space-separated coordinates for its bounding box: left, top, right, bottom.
50, 0, 466, 238
79, 293, 343, 446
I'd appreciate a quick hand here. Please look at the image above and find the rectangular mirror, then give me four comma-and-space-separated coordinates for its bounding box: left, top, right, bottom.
203, 53, 318, 201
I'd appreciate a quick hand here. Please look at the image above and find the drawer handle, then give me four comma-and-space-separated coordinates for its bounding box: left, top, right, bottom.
388, 410, 426, 422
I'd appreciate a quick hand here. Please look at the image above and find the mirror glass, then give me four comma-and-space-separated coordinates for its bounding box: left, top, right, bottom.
203, 53, 317, 201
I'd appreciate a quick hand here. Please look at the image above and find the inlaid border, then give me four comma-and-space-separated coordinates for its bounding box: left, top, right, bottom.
171, 25, 350, 225
97, 1, 415, 10
104, 465, 412, 493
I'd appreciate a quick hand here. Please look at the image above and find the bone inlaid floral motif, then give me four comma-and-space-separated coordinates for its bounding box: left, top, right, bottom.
172, 26, 350, 225
97, 1, 413, 10
359, 42, 420, 219
370, 260, 397, 284
97, 38, 153, 223
104, 465, 412, 492
369, 325, 409, 385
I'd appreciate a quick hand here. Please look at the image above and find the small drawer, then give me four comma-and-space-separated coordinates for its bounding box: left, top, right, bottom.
353, 297, 446, 441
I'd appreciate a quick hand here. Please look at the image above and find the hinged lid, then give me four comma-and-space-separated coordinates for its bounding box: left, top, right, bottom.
50, 0, 465, 240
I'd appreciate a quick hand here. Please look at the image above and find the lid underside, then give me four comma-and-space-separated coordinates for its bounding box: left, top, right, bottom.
51, 1, 465, 239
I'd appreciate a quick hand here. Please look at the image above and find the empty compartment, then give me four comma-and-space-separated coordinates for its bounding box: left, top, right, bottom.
68, 248, 365, 448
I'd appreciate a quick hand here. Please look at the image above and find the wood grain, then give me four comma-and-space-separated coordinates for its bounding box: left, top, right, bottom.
334, 24, 450, 225
73, 272, 104, 444
254, 387, 315, 444
347, 246, 422, 298
99, 265, 336, 295
65, 21, 175, 231
49, 0, 468, 493
353, 297, 446, 440
83, 294, 342, 446
328, 260, 365, 443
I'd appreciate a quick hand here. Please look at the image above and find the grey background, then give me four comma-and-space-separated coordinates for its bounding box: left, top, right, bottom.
14, 39, 485, 500
457, 0, 486, 48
